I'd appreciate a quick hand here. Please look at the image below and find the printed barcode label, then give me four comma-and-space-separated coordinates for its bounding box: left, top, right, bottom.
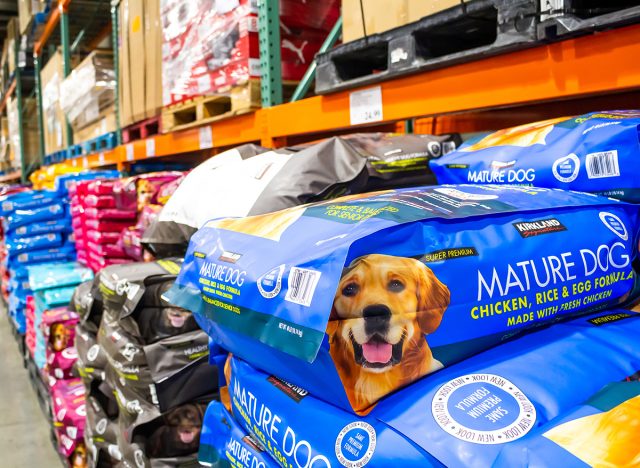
126, 144, 134, 161
285, 267, 321, 307
586, 150, 620, 179
145, 138, 155, 157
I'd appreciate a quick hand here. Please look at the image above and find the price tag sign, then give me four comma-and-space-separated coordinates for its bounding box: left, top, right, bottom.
99, 152, 105, 165
146, 139, 156, 157
82, 157, 88, 169
126, 144, 135, 161
199, 126, 213, 149
349, 86, 383, 126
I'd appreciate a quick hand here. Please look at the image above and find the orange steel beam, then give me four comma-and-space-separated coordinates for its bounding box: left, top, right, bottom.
266, 23, 640, 139
34, 0, 72, 56
0, 79, 16, 113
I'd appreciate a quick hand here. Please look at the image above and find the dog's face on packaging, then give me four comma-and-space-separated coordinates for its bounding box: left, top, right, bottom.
50, 323, 71, 352
70, 442, 87, 468
330, 254, 450, 412
167, 404, 202, 447
158, 281, 196, 332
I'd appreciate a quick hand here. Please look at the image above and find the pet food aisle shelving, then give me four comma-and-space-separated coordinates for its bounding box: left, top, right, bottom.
28, 20, 640, 174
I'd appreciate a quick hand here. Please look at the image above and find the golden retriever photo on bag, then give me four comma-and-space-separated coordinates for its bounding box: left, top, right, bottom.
329, 254, 450, 413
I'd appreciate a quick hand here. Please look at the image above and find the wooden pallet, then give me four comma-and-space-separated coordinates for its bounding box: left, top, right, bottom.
122, 115, 161, 143
161, 80, 298, 133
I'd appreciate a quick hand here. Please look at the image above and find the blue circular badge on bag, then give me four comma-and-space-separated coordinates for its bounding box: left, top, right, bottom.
335, 422, 377, 467
432, 374, 536, 445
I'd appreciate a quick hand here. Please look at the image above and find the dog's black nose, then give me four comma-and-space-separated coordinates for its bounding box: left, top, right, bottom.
363, 305, 391, 334
363, 305, 391, 318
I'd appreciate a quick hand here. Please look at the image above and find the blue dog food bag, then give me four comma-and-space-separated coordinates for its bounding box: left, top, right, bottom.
168, 185, 640, 413
430, 111, 640, 201
8, 218, 71, 237
199, 401, 278, 468
9, 244, 76, 268
495, 380, 640, 467
5, 233, 64, 255
5, 202, 66, 229
0, 190, 60, 216
224, 310, 640, 468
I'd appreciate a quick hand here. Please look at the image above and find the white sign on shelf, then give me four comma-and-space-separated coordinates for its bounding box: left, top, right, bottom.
99, 152, 105, 165
146, 138, 156, 157
349, 86, 383, 126
126, 144, 135, 161
199, 126, 213, 149
82, 157, 88, 169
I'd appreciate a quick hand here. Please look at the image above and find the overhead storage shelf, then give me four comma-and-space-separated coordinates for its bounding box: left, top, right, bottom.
44, 22, 640, 171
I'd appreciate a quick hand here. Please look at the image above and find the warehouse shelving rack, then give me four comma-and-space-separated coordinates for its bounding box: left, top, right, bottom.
10, 1, 640, 179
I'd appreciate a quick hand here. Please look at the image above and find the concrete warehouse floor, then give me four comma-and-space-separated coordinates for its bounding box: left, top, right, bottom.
0, 310, 60, 466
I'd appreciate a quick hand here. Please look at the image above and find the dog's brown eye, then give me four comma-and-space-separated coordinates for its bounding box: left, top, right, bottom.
342, 283, 359, 297
388, 279, 405, 292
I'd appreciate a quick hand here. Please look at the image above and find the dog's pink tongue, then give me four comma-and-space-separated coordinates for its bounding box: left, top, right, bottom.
180, 431, 195, 444
362, 341, 392, 363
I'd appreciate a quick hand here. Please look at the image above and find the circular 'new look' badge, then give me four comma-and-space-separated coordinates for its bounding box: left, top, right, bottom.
432, 373, 536, 445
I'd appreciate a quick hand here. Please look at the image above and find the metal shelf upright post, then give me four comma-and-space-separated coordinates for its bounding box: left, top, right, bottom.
111, 0, 122, 147
60, 2, 73, 149
14, 35, 26, 183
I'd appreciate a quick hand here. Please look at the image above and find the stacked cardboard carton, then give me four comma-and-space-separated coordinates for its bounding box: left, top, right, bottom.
119, 0, 163, 128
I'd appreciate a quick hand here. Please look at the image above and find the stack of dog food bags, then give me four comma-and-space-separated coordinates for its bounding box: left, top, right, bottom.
50, 377, 88, 468
72, 179, 136, 272
27, 262, 93, 376
115, 172, 185, 261
41, 307, 80, 383
142, 134, 459, 258
84, 259, 221, 467
72, 277, 123, 466
166, 184, 640, 466
0, 189, 76, 332
430, 111, 640, 202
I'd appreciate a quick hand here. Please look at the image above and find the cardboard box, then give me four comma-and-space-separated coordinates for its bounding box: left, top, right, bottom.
60, 50, 115, 132
6, 17, 18, 74
18, 0, 42, 35
144, 0, 163, 118
342, 0, 460, 42
73, 105, 117, 144
119, 0, 163, 127
8, 98, 40, 170
41, 50, 80, 155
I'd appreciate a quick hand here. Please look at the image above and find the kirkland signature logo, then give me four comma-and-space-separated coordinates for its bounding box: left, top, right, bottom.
512, 218, 567, 238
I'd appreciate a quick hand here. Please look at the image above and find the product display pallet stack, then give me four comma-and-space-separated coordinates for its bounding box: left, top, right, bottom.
160, 0, 339, 132
150, 112, 640, 466
74, 259, 222, 467
0, 187, 77, 338
71, 172, 184, 272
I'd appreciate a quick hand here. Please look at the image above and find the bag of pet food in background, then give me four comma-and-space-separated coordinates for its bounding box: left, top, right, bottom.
223, 310, 640, 467
199, 401, 279, 468
169, 185, 640, 413
84, 379, 121, 465
113, 172, 185, 212
120, 401, 209, 467
5, 202, 66, 229
41, 307, 79, 382
495, 380, 640, 467
96, 260, 220, 431
144, 133, 458, 258
0, 190, 60, 216
50, 378, 87, 466
431, 111, 640, 201
7, 218, 70, 238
